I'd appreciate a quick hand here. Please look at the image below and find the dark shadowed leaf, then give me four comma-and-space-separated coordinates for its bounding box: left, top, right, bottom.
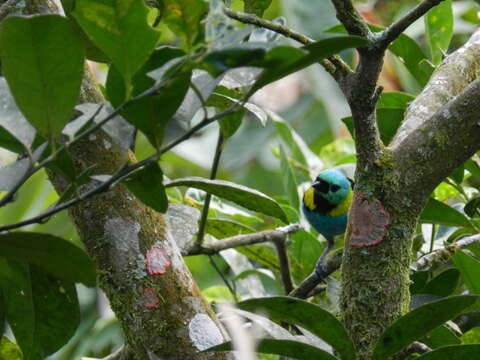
73, 0, 160, 95
449, 165, 464, 185
465, 195, 480, 218
0, 232, 96, 286
372, 295, 480, 360
208, 338, 337, 360
279, 146, 300, 210
0, 259, 80, 360
238, 296, 355, 360
248, 35, 368, 95
0, 335, 22, 360
0, 15, 84, 139
166, 177, 288, 222
421, 268, 460, 297
124, 162, 168, 213
421, 325, 460, 349
454, 250, 480, 294
244, 0, 273, 17
420, 198, 471, 228
218, 110, 245, 139
415, 344, 480, 359
425, 0, 453, 65
160, 0, 208, 48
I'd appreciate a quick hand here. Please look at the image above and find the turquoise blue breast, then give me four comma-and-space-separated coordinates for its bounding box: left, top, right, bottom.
302, 203, 348, 238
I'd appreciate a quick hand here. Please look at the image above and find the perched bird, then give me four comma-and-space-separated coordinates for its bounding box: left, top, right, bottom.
302, 169, 353, 279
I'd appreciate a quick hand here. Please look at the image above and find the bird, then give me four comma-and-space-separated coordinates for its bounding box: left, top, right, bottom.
302, 169, 353, 280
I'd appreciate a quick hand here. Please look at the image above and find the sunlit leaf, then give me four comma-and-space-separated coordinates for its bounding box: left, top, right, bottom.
425, 0, 453, 65
454, 250, 480, 294
73, 0, 160, 95
0, 335, 22, 360
0, 15, 84, 139
166, 177, 288, 223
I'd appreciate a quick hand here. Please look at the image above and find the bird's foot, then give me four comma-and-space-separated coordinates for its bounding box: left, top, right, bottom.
314, 261, 328, 283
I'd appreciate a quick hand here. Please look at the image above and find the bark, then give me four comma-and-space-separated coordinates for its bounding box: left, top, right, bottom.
340, 28, 480, 359
18, 1, 234, 359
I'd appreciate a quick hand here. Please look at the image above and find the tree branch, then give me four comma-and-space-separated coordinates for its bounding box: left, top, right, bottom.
396, 342, 432, 360
413, 234, 480, 271
0, 0, 21, 20
272, 237, 293, 294
330, 0, 371, 38
223, 6, 352, 81
186, 224, 301, 256
379, 0, 446, 49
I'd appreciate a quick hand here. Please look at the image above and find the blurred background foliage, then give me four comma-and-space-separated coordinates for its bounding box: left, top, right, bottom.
1, 0, 480, 358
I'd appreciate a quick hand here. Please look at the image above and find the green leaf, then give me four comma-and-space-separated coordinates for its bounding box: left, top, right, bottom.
219, 110, 245, 139
166, 177, 288, 223
249, 35, 368, 96
205, 218, 254, 239
342, 108, 404, 145
0, 15, 85, 139
124, 162, 168, 213
421, 268, 460, 297
160, 0, 208, 48
238, 296, 356, 360
72, 0, 160, 95
0, 336, 23, 360
0, 232, 96, 286
208, 338, 337, 360
465, 195, 480, 218
454, 250, 480, 294
420, 198, 471, 228
279, 146, 300, 210
288, 230, 323, 282
326, 24, 432, 86
449, 165, 465, 184
415, 344, 480, 359
0, 259, 80, 360
377, 91, 415, 109
372, 295, 480, 360
421, 325, 460, 349
243, 0, 273, 17
425, 0, 453, 65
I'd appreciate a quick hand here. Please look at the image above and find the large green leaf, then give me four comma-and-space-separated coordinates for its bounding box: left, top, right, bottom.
124, 162, 168, 213
421, 325, 460, 349
419, 198, 471, 228
73, 0, 160, 95
248, 35, 368, 96
0, 232, 96, 286
0, 259, 80, 360
205, 218, 255, 239
288, 230, 323, 282
421, 268, 460, 297
425, 0, 453, 65
0, 15, 84, 139
279, 146, 300, 210
372, 295, 480, 360
0, 336, 22, 360
160, 0, 208, 48
238, 296, 356, 360
454, 250, 480, 294
243, 0, 273, 17
416, 344, 480, 359
208, 338, 337, 360
166, 177, 288, 223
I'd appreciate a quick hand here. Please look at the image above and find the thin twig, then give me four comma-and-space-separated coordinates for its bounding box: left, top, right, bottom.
379, 0, 446, 49
195, 132, 224, 248
223, 6, 352, 80
209, 255, 237, 299
273, 238, 293, 294
413, 234, 480, 271
186, 224, 301, 256
0, 107, 238, 232
330, 0, 372, 38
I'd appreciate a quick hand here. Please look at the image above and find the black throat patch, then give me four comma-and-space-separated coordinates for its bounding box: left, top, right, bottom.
314, 190, 335, 215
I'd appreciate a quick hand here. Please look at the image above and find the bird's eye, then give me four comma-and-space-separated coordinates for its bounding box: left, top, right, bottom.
330, 184, 340, 192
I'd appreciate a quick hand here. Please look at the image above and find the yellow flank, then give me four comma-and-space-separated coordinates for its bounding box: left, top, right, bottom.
303, 187, 316, 211
328, 188, 353, 217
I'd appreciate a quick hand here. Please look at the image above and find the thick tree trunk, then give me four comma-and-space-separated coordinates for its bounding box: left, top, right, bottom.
16, 1, 234, 359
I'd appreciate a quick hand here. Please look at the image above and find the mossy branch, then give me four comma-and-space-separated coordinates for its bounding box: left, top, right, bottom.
330, 0, 371, 38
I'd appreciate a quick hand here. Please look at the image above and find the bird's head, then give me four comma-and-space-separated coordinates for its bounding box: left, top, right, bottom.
304, 169, 353, 211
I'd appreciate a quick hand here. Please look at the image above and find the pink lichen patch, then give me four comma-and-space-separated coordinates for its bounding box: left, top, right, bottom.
146, 242, 171, 275
139, 287, 160, 309
349, 193, 390, 247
